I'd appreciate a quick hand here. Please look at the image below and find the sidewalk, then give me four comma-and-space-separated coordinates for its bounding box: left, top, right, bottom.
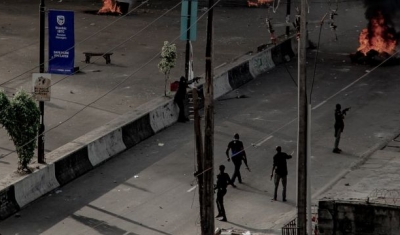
318, 135, 400, 205
0, 1, 288, 181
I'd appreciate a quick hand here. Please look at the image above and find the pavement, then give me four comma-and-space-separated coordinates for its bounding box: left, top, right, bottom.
318, 135, 400, 205
0, 0, 286, 180
0, 0, 398, 233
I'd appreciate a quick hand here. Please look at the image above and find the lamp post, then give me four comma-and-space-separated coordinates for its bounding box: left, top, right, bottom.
38, 0, 45, 163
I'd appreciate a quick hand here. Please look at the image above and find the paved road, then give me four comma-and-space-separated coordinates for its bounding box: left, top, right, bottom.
0, 0, 282, 180
2, 1, 400, 233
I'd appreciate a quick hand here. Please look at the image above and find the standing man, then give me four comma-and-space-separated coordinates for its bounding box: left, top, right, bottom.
226, 133, 249, 186
333, 104, 350, 153
271, 146, 292, 201
214, 165, 234, 222
174, 76, 189, 123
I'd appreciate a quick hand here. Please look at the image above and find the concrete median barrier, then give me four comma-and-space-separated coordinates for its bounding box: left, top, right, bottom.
228, 61, 254, 90
271, 39, 296, 65
0, 35, 298, 221
54, 147, 93, 186
0, 186, 20, 220
249, 49, 275, 78
14, 164, 59, 208
149, 100, 178, 133
122, 113, 155, 149
88, 128, 126, 167
213, 72, 231, 99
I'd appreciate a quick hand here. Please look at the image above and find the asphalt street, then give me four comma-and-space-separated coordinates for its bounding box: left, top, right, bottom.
2, 0, 400, 234
0, 0, 284, 180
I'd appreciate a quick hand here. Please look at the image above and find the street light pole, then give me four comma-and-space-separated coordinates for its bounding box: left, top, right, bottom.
38, 0, 45, 163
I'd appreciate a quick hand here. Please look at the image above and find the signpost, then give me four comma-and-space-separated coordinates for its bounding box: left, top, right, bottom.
32, 73, 51, 102
180, 0, 198, 41
48, 10, 75, 75
181, 0, 198, 83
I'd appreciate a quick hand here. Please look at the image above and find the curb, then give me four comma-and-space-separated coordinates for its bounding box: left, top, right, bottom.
0, 35, 298, 221
270, 128, 400, 230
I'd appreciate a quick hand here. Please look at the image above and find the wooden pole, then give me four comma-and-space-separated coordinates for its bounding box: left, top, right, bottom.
193, 88, 206, 232
297, 0, 308, 234
203, 0, 215, 233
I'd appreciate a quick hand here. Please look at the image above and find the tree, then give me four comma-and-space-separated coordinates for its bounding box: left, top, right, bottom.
0, 89, 40, 172
158, 41, 177, 96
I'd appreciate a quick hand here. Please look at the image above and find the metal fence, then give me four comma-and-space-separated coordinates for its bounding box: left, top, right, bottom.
282, 205, 319, 235
282, 218, 298, 235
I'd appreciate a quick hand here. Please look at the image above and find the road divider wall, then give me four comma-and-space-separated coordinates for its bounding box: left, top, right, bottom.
0, 35, 298, 221
14, 164, 60, 208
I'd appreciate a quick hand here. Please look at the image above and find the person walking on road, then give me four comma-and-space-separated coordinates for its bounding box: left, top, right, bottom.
271, 146, 292, 201
333, 103, 350, 153
174, 76, 189, 123
226, 133, 250, 186
214, 165, 234, 222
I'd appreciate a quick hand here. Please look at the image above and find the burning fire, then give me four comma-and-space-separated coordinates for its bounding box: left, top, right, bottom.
248, 0, 273, 7
357, 11, 397, 55
98, 0, 122, 14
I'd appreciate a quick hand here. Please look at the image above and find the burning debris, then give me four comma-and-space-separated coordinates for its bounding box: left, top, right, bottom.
358, 11, 396, 56
351, 0, 400, 65
98, 0, 122, 15
247, 0, 273, 7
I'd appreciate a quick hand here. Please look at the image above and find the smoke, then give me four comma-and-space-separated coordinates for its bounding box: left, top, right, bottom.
363, 0, 400, 38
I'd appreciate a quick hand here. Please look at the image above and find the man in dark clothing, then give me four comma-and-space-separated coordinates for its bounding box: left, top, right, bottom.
271, 146, 292, 201
174, 76, 189, 123
333, 104, 350, 153
226, 133, 250, 186
214, 165, 233, 222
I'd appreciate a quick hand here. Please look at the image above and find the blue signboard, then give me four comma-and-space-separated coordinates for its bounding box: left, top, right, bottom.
180, 0, 198, 41
48, 10, 75, 75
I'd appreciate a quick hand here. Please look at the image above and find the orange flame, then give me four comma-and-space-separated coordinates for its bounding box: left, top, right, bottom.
98, 0, 122, 14
357, 11, 396, 55
247, 0, 273, 7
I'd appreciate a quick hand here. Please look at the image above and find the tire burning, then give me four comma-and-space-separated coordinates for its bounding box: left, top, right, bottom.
351, 0, 400, 65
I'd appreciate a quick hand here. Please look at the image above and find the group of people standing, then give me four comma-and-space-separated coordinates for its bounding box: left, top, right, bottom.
214, 133, 292, 222
173, 76, 350, 221
214, 103, 351, 222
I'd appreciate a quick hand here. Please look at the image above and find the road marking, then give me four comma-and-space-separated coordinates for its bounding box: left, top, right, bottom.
187, 185, 197, 192
256, 135, 273, 147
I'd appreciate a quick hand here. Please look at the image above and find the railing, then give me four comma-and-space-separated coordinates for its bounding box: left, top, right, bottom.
282, 205, 319, 235
282, 218, 298, 235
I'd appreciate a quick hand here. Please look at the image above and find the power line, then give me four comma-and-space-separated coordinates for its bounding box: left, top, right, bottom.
194, 48, 400, 178
74, 1, 223, 233
0, 0, 217, 164
0, 2, 182, 159
0, 0, 149, 88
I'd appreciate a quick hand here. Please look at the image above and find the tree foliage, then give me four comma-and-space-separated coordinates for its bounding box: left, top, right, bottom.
0, 90, 40, 172
158, 41, 177, 96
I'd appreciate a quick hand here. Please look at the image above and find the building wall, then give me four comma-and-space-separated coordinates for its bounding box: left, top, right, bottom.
318, 200, 400, 235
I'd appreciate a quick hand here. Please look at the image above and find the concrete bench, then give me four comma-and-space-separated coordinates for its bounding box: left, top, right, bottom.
83, 52, 113, 64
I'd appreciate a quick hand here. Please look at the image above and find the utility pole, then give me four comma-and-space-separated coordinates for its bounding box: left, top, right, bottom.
185, 0, 192, 81
38, 0, 46, 163
297, 0, 307, 234
193, 88, 206, 232
286, 0, 291, 36
203, 0, 215, 233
